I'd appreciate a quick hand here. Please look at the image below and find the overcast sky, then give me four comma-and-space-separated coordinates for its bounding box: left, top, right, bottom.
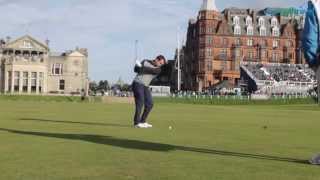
0, 0, 305, 83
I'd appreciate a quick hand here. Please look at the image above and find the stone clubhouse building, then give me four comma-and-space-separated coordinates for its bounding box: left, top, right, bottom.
0, 35, 89, 95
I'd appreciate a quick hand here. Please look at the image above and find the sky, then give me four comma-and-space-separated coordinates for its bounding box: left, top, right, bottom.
0, 0, 306, 83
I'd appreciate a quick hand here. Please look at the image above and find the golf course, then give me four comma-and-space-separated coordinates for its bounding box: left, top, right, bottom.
0, 98, 319, 180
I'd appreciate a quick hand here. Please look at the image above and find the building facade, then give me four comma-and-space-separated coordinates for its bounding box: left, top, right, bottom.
182, 0, 305, 91
0, 35, 89, 95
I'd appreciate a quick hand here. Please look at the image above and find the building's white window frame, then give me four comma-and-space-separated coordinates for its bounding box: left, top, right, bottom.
258, 17, 265, 27
260, 26, 267, 36
273, 40, 279, 48
233, 16, 240, 25
271, 17, 278, 27
246, 16, 253, 26
247, 38, 254, 46
52, 63, 63, 75
247, 25, 254, 36
234, 25, 241, 35
272, 26, 280, 37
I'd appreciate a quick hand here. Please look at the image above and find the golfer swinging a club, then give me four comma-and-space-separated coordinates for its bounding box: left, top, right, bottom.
132, 55, 166, 128
302, 0, 320, 165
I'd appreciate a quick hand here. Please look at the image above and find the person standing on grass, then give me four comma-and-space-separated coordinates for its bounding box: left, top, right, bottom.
132, 55, 166, 128
302, 0, 320, 165
303, 0, 320, 105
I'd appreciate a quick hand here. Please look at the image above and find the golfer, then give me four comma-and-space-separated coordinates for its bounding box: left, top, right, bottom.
303, 0, 320, 165
132, 55, 166, 128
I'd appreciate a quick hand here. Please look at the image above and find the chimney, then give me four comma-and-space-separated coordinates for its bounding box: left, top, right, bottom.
45, 39, 50, 47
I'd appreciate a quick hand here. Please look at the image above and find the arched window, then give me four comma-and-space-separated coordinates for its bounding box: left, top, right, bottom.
260, 26, 267, 36
233, 16, 240, 25
271, 17, 278, 27
247, 25, 254, 36
234, 25, 241, 35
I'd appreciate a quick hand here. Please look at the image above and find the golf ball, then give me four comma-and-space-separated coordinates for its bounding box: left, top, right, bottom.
169, 126, 172, 130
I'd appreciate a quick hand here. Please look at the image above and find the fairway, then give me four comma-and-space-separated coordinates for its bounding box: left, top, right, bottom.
0, 100, 319, 180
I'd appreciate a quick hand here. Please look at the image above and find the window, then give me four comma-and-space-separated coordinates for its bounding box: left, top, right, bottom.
272, 52, 279, 62
273, 40, 279, 48
52, 64, 63, 75
258, 17, 265, 26
246, 16, 252, 26
272, 27, 280, 37
235, 38, 241, 46
31, 72, 37, 92
207, 36, 213, 45
235, 49, 241, 57
234, 25, 241, 35
222, 38, 228, 46
14, 71, 20, 92
260, 50, 266, 59
260, 26, 267, 36
23, 40, 32, 49
286, 40, 293, 47
23, 72, 28, 92
8, 71, 12, 92
200, 48, 205, 57
247, 39, 253, 46
247, 25, 254, 36
206, 61, 212, 71
206, 48, 212, 57
220, 49, 227, 60
271, 17, 278, 27
39, 72, 43, 93
59, 80, 65, 90
247, 51, 254, 60
233, 16, 240, 25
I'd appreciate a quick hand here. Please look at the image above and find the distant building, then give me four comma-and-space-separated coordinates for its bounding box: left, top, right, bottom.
0, 35, 89, 95
182, 0, 305, 91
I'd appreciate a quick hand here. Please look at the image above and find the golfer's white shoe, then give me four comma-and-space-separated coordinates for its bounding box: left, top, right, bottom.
309, 154, 320, 165
134, 123, 148, 128
142, 122, 153, 128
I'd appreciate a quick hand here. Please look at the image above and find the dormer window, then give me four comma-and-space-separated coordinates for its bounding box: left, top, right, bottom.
258, 17, 265, 27
233, 16, 240, 25
246, 16, 252, 26
272, 26, 280, 37
260, 26, 267, 36
22, 40, 33, 49
271, 17, 278, 27
247, 25, 254, 36
234, 25, 241, 35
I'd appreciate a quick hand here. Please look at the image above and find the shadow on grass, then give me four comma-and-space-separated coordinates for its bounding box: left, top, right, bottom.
19, 118, 131, 128
0, 128, 308, 165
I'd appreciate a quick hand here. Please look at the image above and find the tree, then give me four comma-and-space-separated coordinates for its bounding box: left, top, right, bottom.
89, 81, 98, 95
98, 80, 110, 91
121, 83, 131, 91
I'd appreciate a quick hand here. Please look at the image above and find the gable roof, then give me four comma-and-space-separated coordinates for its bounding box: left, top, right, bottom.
5, 35, 49, 51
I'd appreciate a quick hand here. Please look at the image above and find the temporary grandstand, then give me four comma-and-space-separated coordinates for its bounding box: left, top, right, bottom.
241, 62, 316, 95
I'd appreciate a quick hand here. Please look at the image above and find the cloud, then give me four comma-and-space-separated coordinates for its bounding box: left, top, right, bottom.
0, 0, 305, 83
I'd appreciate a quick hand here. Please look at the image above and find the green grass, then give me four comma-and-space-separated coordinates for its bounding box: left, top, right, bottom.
0, 100, 320, 180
